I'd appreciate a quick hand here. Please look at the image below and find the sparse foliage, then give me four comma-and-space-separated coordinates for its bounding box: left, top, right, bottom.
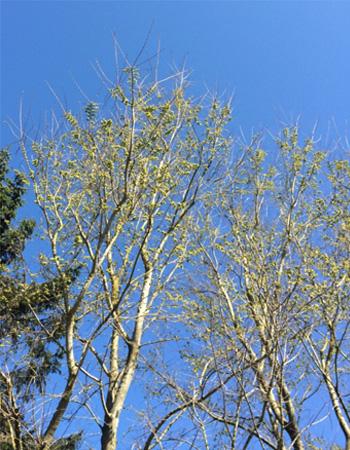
140, 128, 350, 450
2, 57, 349, 450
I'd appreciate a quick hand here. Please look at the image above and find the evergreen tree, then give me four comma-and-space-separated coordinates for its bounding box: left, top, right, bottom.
0, 148, 81, 450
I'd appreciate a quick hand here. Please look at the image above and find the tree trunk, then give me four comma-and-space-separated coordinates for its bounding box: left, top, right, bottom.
101, 266, 153, 449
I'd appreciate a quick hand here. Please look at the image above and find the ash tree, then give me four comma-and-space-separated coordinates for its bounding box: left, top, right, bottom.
3, 55, 349, 450
18, 64, 231, 449
140, 128, 350, 450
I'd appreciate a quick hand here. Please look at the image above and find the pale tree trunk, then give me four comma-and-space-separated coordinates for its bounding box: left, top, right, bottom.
280, 381, 304, 450
101, 325, 120, 450
41, 372, 78, 448
101, 264, 153, 450
41, 310, 78, 449
211, 262, 303, 449
41, 271, 98, 448
323, 365, 350, 450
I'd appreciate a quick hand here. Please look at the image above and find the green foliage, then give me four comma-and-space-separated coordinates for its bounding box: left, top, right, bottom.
84, 101, 99, 125
50, 432, 82, 450
176, 127, 350, 449
0, 149, 81, 450
0, 149, 35, 268
21, 64, 233, 448
4, 61, 349, 449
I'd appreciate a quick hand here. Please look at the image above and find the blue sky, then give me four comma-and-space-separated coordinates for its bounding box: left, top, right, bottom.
1, 1, 350, 447
2, 1, 350, 149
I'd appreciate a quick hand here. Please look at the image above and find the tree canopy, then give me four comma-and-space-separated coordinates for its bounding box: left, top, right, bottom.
1, 62, 349, 450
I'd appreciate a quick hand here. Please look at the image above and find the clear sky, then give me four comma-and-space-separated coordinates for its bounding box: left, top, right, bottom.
2, 1, 350, 149
1, 1, 350, 447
